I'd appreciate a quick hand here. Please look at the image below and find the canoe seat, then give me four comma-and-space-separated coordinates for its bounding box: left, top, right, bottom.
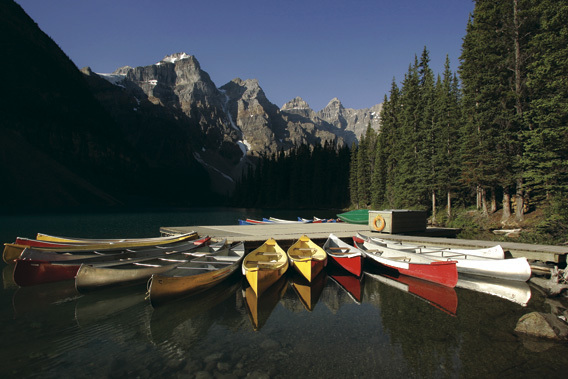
176, 266, 219, 271
388, 256, 411, 262
217, 256, 242, 261
190, 260, 235, 265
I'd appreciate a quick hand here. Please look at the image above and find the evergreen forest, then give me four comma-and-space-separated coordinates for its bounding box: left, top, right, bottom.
232, 0, 568, 243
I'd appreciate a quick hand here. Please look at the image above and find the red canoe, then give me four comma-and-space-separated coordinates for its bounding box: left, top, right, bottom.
323, 234, 363, 277
353, 236, 458, 288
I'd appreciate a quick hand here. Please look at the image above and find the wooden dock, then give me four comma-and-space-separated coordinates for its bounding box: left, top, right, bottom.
160, 223, 568, 264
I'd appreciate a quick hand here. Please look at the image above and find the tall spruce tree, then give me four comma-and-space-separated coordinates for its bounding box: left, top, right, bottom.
523, 0, 568, 202
349, 142, 359, 207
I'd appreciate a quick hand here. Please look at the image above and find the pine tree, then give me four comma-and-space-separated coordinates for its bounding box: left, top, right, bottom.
349, 142, 359, 207
523, 0, 568, 201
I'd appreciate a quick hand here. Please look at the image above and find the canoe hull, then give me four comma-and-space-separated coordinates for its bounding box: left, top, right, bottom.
337, 210, 369, 224
149, 263, 240, 306
13, 260, 79, 287
245, 263, 289, 297
291, 259, 326, 282
287, 235, 327, 282
328, 255, 363, 277
148, 242, 245, 306
75, 263, 178, 292
454, 257, 532, 281
323, 234, 364, 277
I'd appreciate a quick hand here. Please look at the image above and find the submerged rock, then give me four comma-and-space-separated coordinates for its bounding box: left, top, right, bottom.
515, 312, 568, 340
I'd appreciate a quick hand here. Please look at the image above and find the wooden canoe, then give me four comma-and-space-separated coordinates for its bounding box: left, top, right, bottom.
74, 239, 229, 292
242, 238, 289, 296
13, 237, 212, 287
357, 234, 530, 282
353, 237, 459, 288
3, 232, 198, 263
147, 242, 245, 306
323, 233, 363, 277
287, 235, 327, 282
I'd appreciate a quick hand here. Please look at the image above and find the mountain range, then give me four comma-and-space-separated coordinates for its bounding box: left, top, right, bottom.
0, 0, 381, 210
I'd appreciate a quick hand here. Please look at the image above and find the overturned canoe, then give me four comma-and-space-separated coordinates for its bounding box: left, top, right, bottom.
242, 238, 288, 296
287, 235, 327, 282
147, 242, 245, 306
337, 209, 368, 224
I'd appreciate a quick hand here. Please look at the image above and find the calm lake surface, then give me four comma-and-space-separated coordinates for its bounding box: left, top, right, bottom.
1, 208, 567, 378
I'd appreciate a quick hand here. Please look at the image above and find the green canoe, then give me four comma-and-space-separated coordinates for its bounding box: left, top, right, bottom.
337, 209, 369, 224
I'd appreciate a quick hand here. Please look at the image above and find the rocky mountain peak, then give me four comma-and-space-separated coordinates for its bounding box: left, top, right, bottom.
322, 97, 344, 112
281, 97, 312, 111
158, 52, 193, 64
112, 66, 133, 75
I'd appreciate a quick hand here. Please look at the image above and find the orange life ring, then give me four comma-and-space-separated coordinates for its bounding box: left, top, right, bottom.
373, 214, 386, 232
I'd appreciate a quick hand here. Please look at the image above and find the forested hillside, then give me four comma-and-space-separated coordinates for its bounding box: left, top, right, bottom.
350, 0, 568, 243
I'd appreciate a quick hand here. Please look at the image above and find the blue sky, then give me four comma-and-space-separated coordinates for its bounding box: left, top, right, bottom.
18, 0, 474, 111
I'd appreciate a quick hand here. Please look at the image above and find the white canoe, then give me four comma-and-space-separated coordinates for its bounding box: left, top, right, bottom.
358, 235, 531, 282
356, 233, 505, 259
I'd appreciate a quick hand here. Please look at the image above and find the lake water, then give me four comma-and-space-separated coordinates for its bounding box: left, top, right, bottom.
1, 208, 567, 378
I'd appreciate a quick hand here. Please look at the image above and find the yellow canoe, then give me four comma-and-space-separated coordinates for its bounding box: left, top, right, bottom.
287, 235, 327, 282
242, 238, 288, 297
3, 232, 197, 264
36, 232, 192, 244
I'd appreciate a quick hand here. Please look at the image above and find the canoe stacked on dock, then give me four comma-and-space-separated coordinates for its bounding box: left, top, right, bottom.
336, 209, 369, 224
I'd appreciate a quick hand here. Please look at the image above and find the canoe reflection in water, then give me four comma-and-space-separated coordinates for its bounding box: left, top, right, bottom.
289, 270, 327, 312
149, 274, 242, 349
456, 274, 531, 306
365, 268, 459, 316
243, 275, 288, 331
327, 265, 364, 304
